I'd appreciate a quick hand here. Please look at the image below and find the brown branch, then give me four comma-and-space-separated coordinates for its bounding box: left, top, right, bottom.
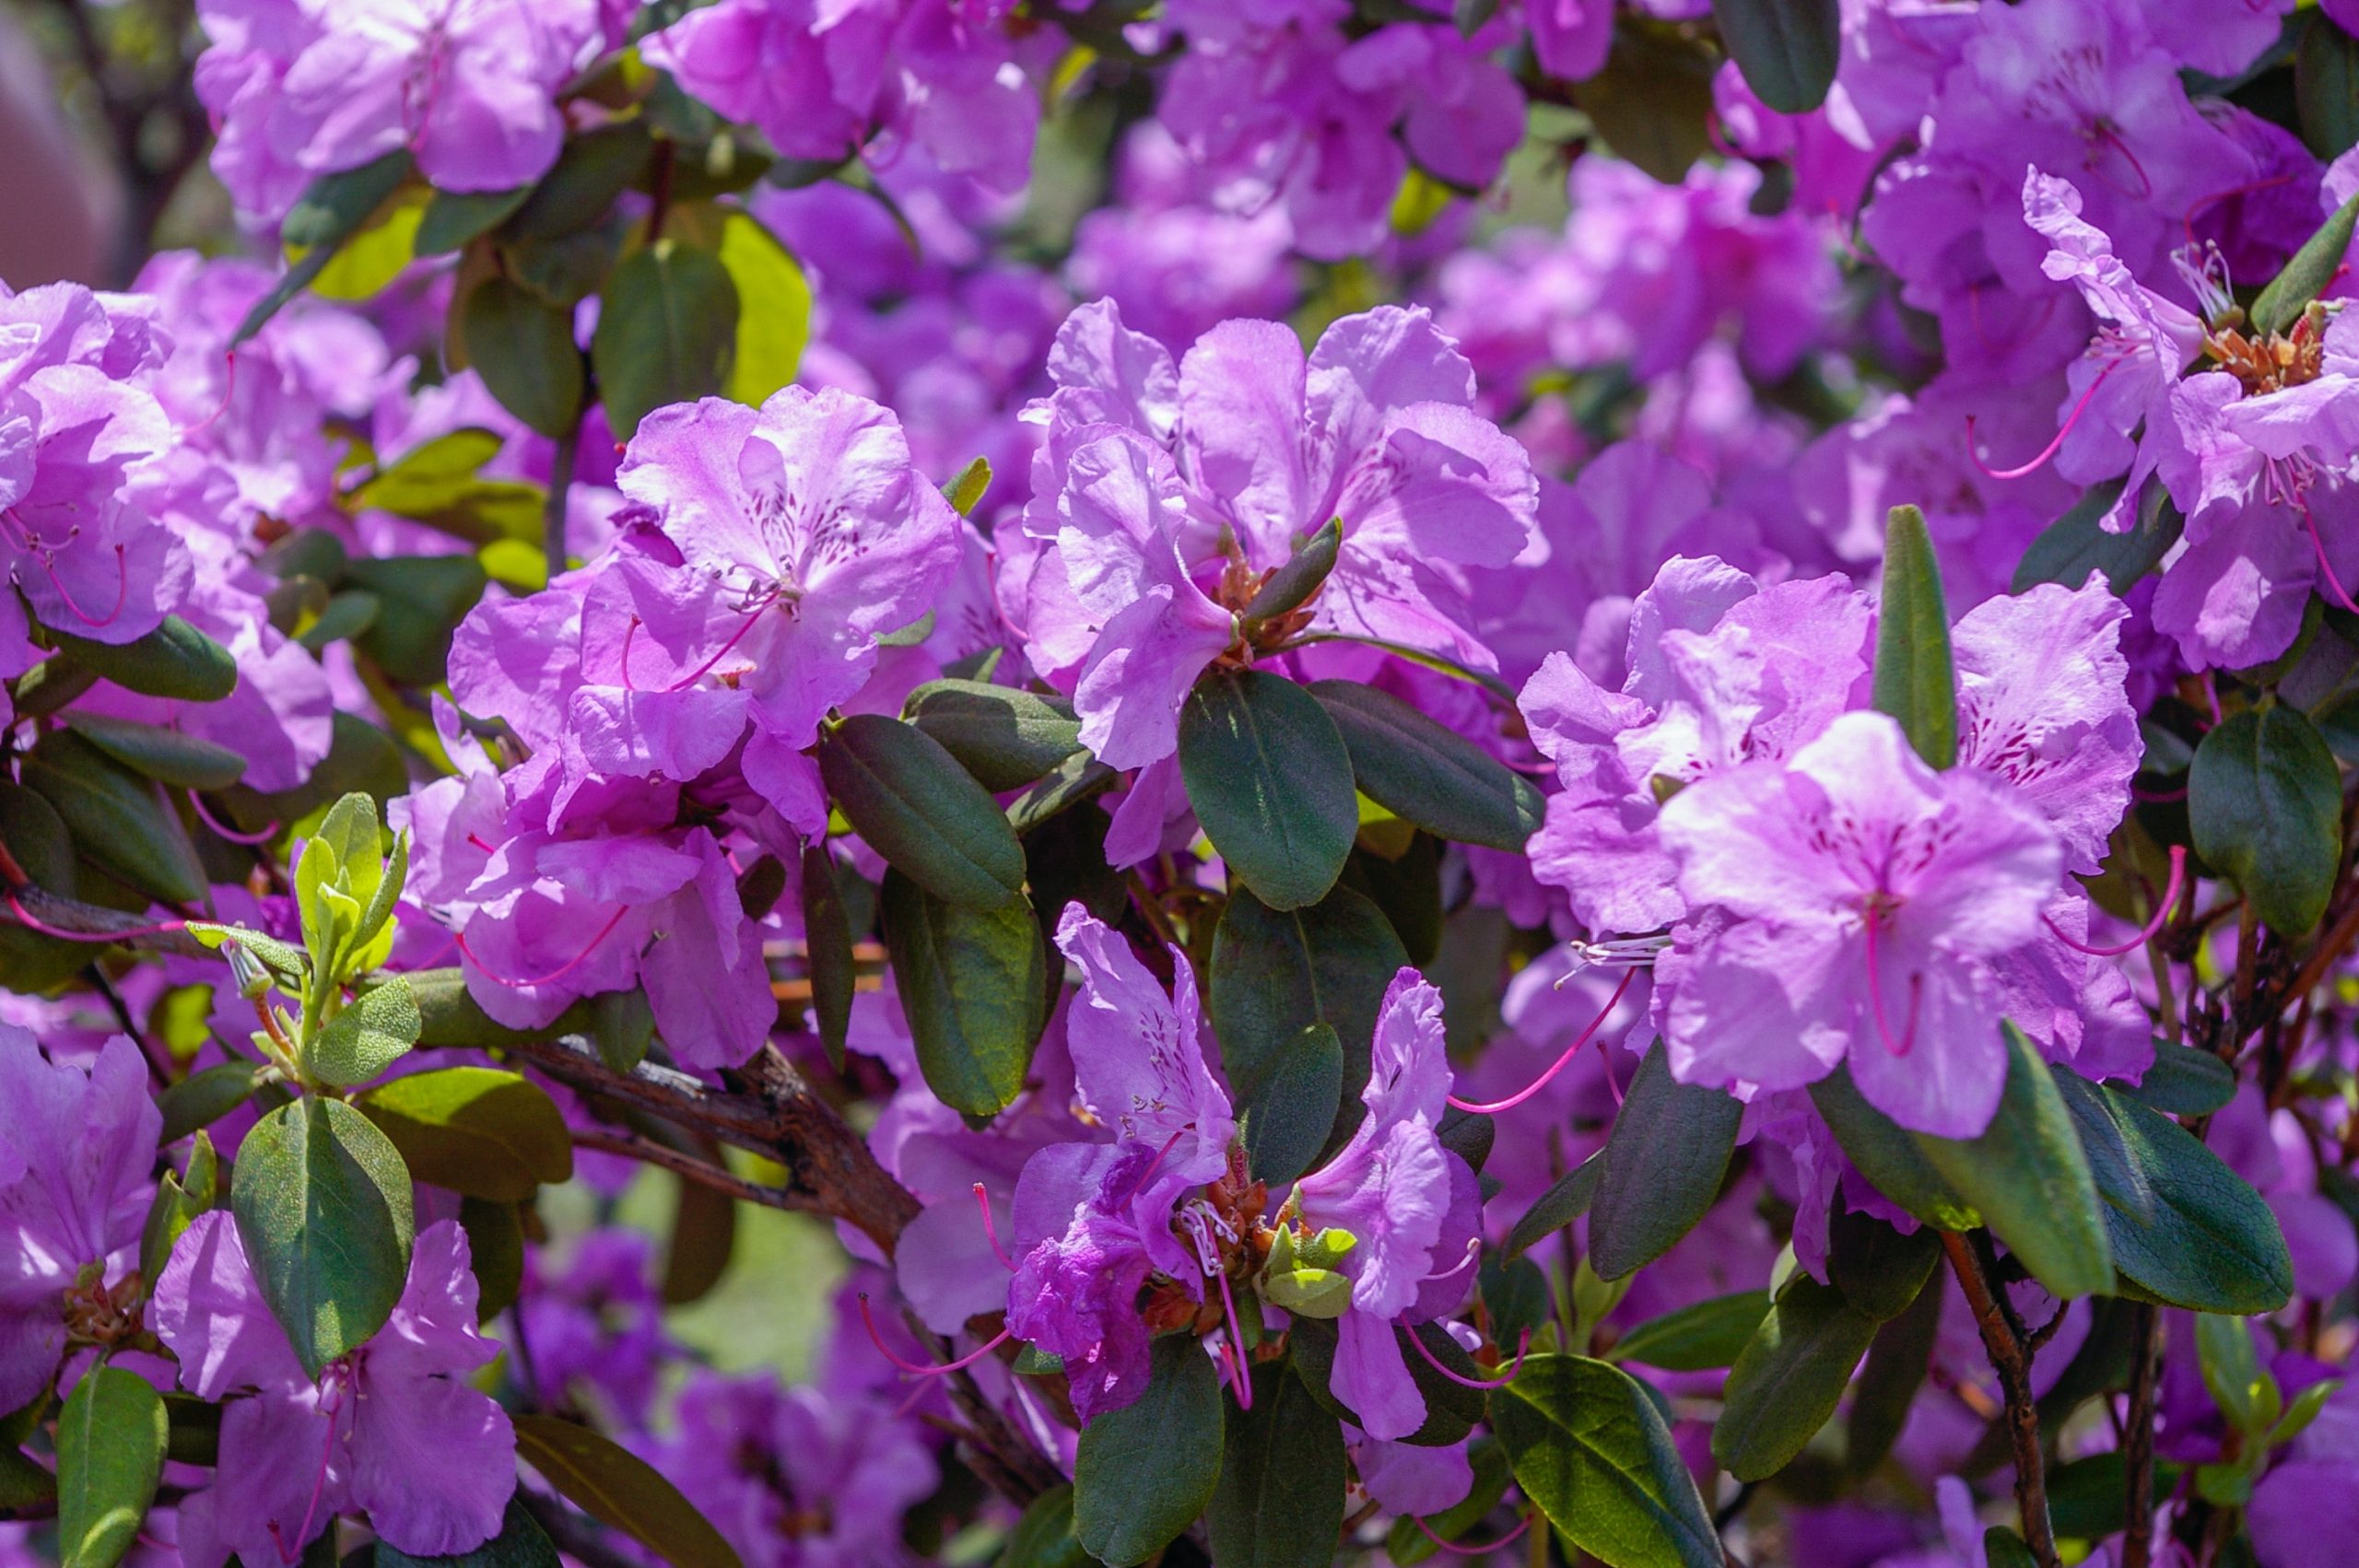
569, 1127, 818, 1214
1942, 1231, 2060, 1568
2121, 1304, 2161, 1568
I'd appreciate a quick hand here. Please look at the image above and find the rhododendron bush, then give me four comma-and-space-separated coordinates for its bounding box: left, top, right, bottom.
10, 1, 2359, 1566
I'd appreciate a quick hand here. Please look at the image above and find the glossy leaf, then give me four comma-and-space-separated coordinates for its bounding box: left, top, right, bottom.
592, 240, 739, 439
1307, 681, 1545, 852
157, 1063, 267, 1145
2252, 189, 2359, 336
1811, 1067, 1979, 1231
904, 680, 1084, 792
50, 616, 238, 702
2012, 480, 2182, 597
512, 1413, 745, 1568
20, 729, 208, 905
55, 1366, 167, 1568
2189, 705, 2342, 935
358, 1066, 574, 1201
1179, 670, 1358, 911
1074, 1336, 1226, 1566
62, 713, 246, 790
1494, 1353, 1721, 1568
459, 280, 585, 439
1871, 504, 1957, 768
1826, 1207, 1944, 1323
2121, 1041, 2237, 1117
801, 845, 856, 1074
1504, 1154, 1602, 1259
1239, 1022, 1344, 1186
231, 1097, 416, 1377
819, 714, 1026, 908
1713, 1275, 1881, 1481
2092, 1082, 2294, 1314
1208, 1362, 1348, 1568
1608, 1290, 1770, 1372
1711, 0, 1840, 111
1845, 1273, 1943, 1475
880, 872, 1047, 1116
1589, 1042, 1743, 1280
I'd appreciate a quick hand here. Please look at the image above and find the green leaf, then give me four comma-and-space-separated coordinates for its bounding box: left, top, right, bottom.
51, 616, 238, 702
592, 240, 739, 439
1589, 1041, 1743, 1281
511, 1413, 745, 1568
1239, 517, 1341, 628
2012, 480, 2183, 597
1239, 1023, 1345, 1187
1000, 1484, 1092, 1568
880, 872, 1047, 1116
306, 977, 423, 1087
1567, 26, 1717, 185
158, 1063, 267, 1144
818, 713, 1026, 908
358, 1066, 574, 1201
2197, 1312, 2265, 1433
1709, 0, 1841, 112
309, 187, 426, 301
378, 1497, 560, 1568
507, 123, 654, 241
2189, 705, 2342, 935
351, 430, 541, 548
1845, 1272, 1943, 1475
19, 729, 208, 905
1005, 752, 1117, 834
942, 457, 992, 519
591, 989, 655, 1074
1307, 681, 1544, 852
801, 845, 857, 1074
232, 1097, 416, 1378
1209, 883, 1409, 1154
2122, 1040, 2237, 1117
141, 1131, 217, 1284
415, 185, 534, 254
1179, 670, 1358, 911
1208, 1362, 1348, 1568
2051, 1068, 2158, 1224
1074, 1336, 1225, 1566
55, 1366, 167, 1568
2252, 189, 2359, 337
2089, 1081, 2294, 1314
1292, 1318, 1486, 1446
2299, 11, 2359, 158
903, 681, 1084, 792
1388, 1438, 1512, 1564
1914, 1024, 2113, 1299
458, 1196, 524, 1322
60, 713, 247, 790
236, 152, 416, 342
1504, 1154, 1603, 1259
1712, 1275, 1882, 1481
347, 554, 493, 686
1871, 504, 1957, 768
1983, 1527, 2041, 1568
1494, 1353, 1721, 1568
715, 211, 812, 406
1810, 1067, 1979, 1231
1827, 1205, 1944, 1322
1608, 1291, 1770, 1372
458, 280, 585, 439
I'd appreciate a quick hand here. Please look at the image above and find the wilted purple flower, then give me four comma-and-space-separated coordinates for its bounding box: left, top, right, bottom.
154, 1212, 514, 1565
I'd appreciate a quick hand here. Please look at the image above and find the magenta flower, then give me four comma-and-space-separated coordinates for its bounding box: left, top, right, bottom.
154, 1212, 514, 1566
1656, 711, 2066, 1138
0, 1029, 159, 1415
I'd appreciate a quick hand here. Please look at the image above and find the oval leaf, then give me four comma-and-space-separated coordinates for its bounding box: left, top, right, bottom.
512, 1412, 744, 1568
2091, 1081, 2294, 1314
1504, 1154, 1602, 1260
158, 1062, 268, 1145
1494, 1353, 1721, 1568
20, 730, 208, 905
56, 1366, 167, 1568
1179, 670, 1358, 911
358, 1066, 575, 1201
231, 1097, 416, 1378
1710, 0, 1840, 112
2189, 704, 2342, 936
1238, 1023, 1345, 1187
904, 680, 1084, 792
1208, 1362, 1348, 1568
51, 616, 239, 702
880, 872, 1047, 1116
306, 976, 423, 1088
1712, 1275, 1881, 1482
62, 713, 247, 791
1002, 1484, 1093, 1568
2121, 1040, 2236, 1117
1074, 1336, 1226, 1567
801, 845, 857, 1075
1871, 504, 1957, 768
1826, 1206, 1943, 1323
1608, 1290, 1771, 1373
716, 211, 812, 406
461, 279, 585, 439
1809, 1067, 1979, 1231
819, 713, 1026, 909
1589, 1041, 1743, 1281
1307, 681, 1544, 851
592, 240, 739, 439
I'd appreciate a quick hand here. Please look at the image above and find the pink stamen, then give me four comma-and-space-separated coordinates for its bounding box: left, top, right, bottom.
185, 349, 240, 437
857, 1293, 1014, 1376
1215, 1264, 1254, 1412
619, 605, 769, 694
2299, 495, 2359, 615
1968, 359, 2120, 480
466, 833, 499, 855
1448, 969, 1637, 1115
974, 1183, 1015, 1271
1862, 914, 1919, 1059
1405, 1326, 1532, 1390
2044, 846, 2186, 958
1113, 1125, 1191, 1207
39, 544, 131, 630
2097, 124, 2154, 202
190, 790, 279, 845
453, 907, 628, 989
2131, 781, 2188, 803
5, 893, 185, 943
1414, 1514, 1534, 1557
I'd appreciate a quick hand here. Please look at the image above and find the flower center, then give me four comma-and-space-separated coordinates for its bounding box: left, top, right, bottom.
2205, 305, 2330, 398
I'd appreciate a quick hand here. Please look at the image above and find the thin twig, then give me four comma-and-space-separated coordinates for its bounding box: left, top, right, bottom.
569, 1127, 817, 1213
1941, 1231, 2061, 1568
2121, 1304, 2161, 1568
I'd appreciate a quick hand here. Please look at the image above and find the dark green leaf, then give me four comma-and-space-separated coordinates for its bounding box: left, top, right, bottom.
1005, 753, 1118, 834
1240, 518, 1341, 628
880, 872, 1047, 1116
904, 681, 1083, 792
819, 714, 1026, 909
307, 977, 423, 1088
1811, 1067, 1979, 1231
506, 123, 654, 240
162, 1396, 219, 1468
592, 240, 739, 439
378, 1497, 559, 1568
1589, 1041, 1742, 1281
1479, 1254, 1551, 1340
0, 782, 84, 987
1845, 1272, 1942, 1475
1568, 27, 1717, 184
1307, 682, 1543, 852
1208, 1362, 1347, 1568
51, 616, 237, 701
2253, 190, 2359, 337
1494, 1353, 1721, 1568
591, 989, 655, 1074
1000, 1484, 1092, 1568
2051, 1069, 2158, 1225
1983, 1527, 2040, 1568
2121, 1040, 2237, 1117
661, 1172, 735, 1306
358, 1066, 574, 1201
1209, 883, 1408, 1148
2091, 1082, 2294, 1314
232, 1097, 416, 1378
458, 1197, 524, 1322
459, 280, 585, 439
1713, 1275, 1881, 1481
1238, 1023, 1344, 1187
1341, 831, 1443, 965
158, 1063, 266, 1144
1871, 504, 1957, 768
348, 554, 492, 686
415, 186, 534, 254
297, 591, 382, 653
1074, 1336, 1225, 1566
1504, 1155, 1602, 1259
1827, 1207, 1944, 1322
802, 845, 856, 1074
1292, 1318, 1485, 1447
1914, 1024, 2112, 1299
1608, 1291, 1769, 1372
1179, 671, 1357, 911
140, 1132, 217, 1285
2012, 481, 2184, 597
61, 713, 247, 790
2300, 12, 2359, 159
20, 729, 208, 905
2189, 705, 2342, 935
1710, 0, 1841, 112
55, 1365, 167, 1568
512, 1413, 745, 1568
237, 153, 415, 342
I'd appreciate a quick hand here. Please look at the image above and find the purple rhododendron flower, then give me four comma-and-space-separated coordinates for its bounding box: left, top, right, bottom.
154, 1212, 514, 1565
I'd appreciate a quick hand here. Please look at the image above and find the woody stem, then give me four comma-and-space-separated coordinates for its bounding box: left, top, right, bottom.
1941, 1230, 2060, 1568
